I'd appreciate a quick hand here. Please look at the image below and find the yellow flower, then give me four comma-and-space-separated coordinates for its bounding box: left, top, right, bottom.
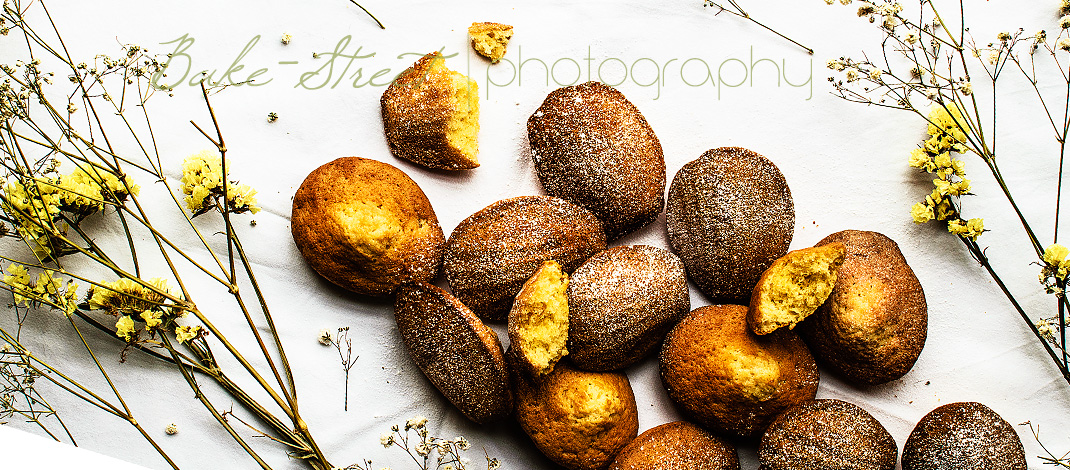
1044, 244, 1070, 266
908, 148, 931, 170
927, 103, 970, 146
911, 202, 934, 223
2, 263, 32, 305
964, 218, 984, 239
947, 218, 968, 235
88, 277, 172, 315
140, 310, 163, 329
933, 153, 952, 169
116, 315, 137, 342
175, 325, 202, 343
933, 178, 952, 195
951, 159, 966, 177
179, 150, 260, 215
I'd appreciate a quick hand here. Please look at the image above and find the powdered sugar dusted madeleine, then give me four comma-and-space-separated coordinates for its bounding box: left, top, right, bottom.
759, 399, 897, 470
444, 196, 607, 321
528, 82, 665, 241
799, 230, 927, 386
394, 282, 512, 424
609, 421, 740, 470
660, 305, 819, 437
666, 147, 794, 301
291, 157, 444, 296
902, 402, 1025, 470
381, 52, 479, 170
568, 245, 690, 371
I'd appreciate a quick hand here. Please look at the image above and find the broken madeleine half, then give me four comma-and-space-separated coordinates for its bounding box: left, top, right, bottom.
468, 22, 513, 63
508, 260, 569, 377
381, 51, 479, 170
748, 242, 846, 335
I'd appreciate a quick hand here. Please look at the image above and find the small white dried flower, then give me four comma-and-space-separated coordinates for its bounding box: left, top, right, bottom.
1061, 16, 1070, 30
455, 436, 471, 451
488, 458, 501, 470
997, 31, 1012, 42
960, 81, 973, 96
406, 415, 428, 429
905, 31, 920, 44
845, 69, 859, 82
317, 328, 332, 346
869, 68, 883, 80
380, 432, 394, 448
0, 344, 12, 353
1037, 30, 1048, 43
165, 423, 178, 435
827, 59, 846, 71
1058, 37, 1070, 51
66, 102, 77, 114
839, 0, 852, 4
281, 33, 292, 45
414, 443, 431, 457
825, 0, 835, 4
986, 50, 1000, 65
883, 15, 899, 31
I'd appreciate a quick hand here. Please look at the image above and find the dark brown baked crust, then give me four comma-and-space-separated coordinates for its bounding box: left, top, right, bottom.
394, 282, 512, 424
665, 147, 794, 302
444, 195, 607, 321
759, 399, 897, 470
902, 402, 1026, 470
381, 52, 478, 170
609, 421, 740, 470
290, 157, 445, 296
660, 305, 819, 437
568, 245, 690, 371
527, 81, 665, 241
799, 230, 927, 386
514, 359, 639, 470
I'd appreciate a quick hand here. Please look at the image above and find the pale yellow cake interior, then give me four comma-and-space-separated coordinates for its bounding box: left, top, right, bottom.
468, 22, 513, 63
512, 260, 569, 375
754, 243, 847, 335
334, 200, 426, 259
425, 56, 480, 167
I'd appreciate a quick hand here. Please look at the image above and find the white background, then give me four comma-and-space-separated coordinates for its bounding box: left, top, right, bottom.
2, 0, 1070, 469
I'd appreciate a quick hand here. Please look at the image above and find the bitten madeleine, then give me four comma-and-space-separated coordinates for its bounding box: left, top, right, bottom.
394, 282, 512, 424
609, 421, 740, 470
381, 52, 479, 170
514, 358, 639, 470
799, 230, 927, 386
509, 260, 570, 377
291, 157, 444, 296
444, 196, 607, 321
759, 399, 897, 470
660, 305, 819, 437
902, 402, 1026, 470
748, 243, 846, 336
568, 245, 690, 371
528, 82, 665, 240
666, 147, 794, 301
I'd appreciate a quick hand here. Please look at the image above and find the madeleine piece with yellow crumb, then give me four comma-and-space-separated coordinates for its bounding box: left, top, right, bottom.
660, 305, 819, 437
508, 260, 570, 377
513, 359, 638, 470
748, 243, 846, 336
799, 230, 927, 386
290, 157, 445, 296
468, 22, 513, 63
381, 51, 480, 170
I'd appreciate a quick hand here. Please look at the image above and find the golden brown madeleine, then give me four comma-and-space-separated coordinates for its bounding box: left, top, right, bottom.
527, 82, 665, 241
291, 157, 445, 296
748, 243, 846, 336
514, 360, 639, 470
468, 22, 513, 63
381, 52, 479, 170
660, 305, 818, 437
609, 421, 740, 470
444, 195, 607, 321
759, 399, 897, 470
568, 245, 690, 371
666, 147, 794, 302
394, 282, 512, 424
799, 230, 927, 386
508, 260, 570, 377
902, 402, 1026, 470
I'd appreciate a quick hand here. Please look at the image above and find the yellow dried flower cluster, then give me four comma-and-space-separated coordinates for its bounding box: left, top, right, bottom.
1, 164, 137, 260
180, 150, 260, 216
87, 277, 200, 343
1, 262, 79, 315
1040, 244, 1070, 294
909, 104, 984, 240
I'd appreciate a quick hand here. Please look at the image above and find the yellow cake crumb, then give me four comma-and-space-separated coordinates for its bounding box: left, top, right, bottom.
468, 22, 513, 63
510, 260, 569, 375
752, 243, 847, 335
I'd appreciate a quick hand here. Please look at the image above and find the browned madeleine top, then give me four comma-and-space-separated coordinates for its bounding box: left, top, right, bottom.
394, 282, 512, 424
444, 195, 607, 321
290, 157, 444, 296
528, 82, 665, 241
666, 147, 794, 302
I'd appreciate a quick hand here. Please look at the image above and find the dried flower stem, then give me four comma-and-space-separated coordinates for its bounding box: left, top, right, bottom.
704, 0, 813, 55
347, 0, 385, 30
